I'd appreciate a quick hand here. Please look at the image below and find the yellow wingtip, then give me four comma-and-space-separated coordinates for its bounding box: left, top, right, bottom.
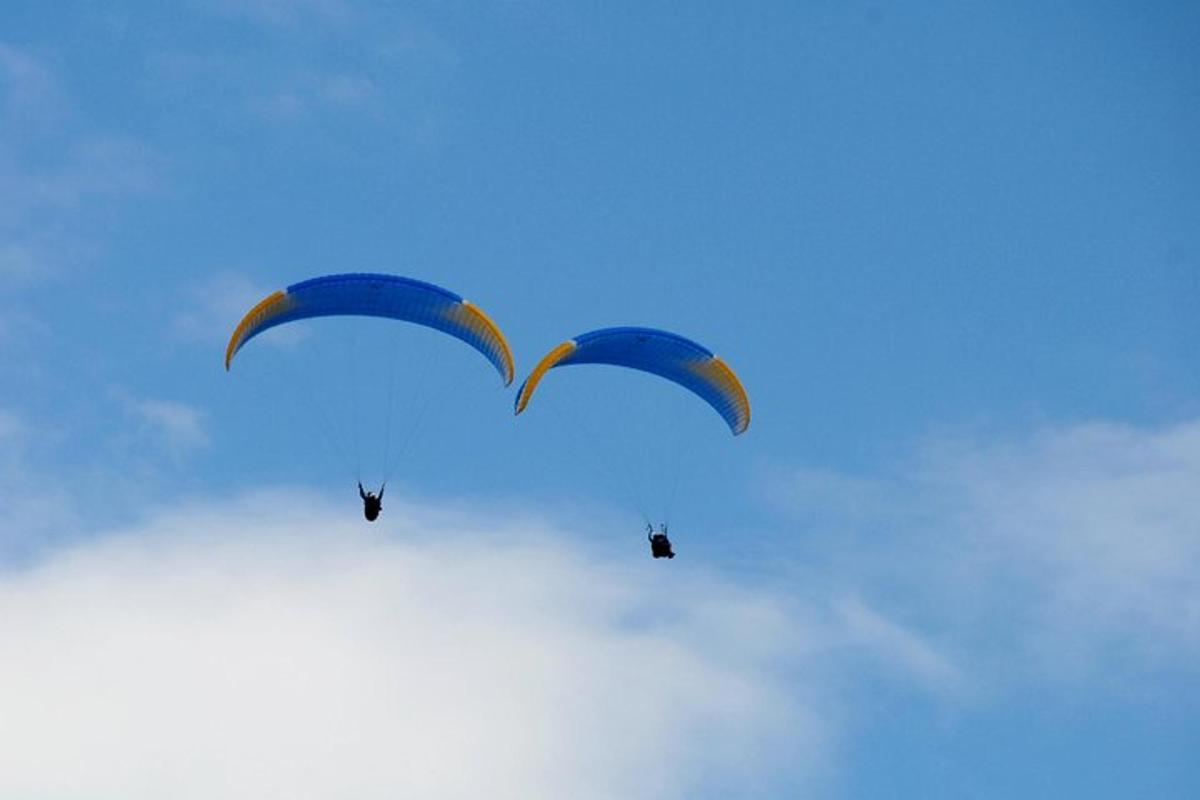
461, 300, 516, 386
515, 340, 577, 415
710, 356, 751, 435
224, 289, 288, 372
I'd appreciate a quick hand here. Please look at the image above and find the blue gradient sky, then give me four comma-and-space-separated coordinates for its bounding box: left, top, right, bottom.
1, 2, 1198, 797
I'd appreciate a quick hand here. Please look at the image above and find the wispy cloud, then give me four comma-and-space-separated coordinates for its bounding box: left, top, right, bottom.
105, 387, 212, 463
833, 596, 966, 694
0, 242, 42, 285
24, 136, 161, 208
249, 72, 379, 120
131, 398, 211, 455
0, 307, 43, 348
0, 493, 827, 798
0, 410, 81, 558
0, 44, 161, 288
0, 406, 27, 441
209, 0, 352, 28
136, 10, 456, 150
0, 42, 64, 124
174, 272, 308, 351
771, 419, 1200, 689
318, 73, 377, 105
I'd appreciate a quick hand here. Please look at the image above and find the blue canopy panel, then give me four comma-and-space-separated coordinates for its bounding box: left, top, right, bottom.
224, 273, 514, 385
514, 326, 750, 435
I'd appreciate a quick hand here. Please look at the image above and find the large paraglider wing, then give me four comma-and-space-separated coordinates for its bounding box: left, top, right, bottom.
514, 327, 750, 435
224, 273, 515, 385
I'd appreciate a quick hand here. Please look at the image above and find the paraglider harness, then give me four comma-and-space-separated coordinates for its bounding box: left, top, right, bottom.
648, 524, 675, 559
359, 482, 384, 522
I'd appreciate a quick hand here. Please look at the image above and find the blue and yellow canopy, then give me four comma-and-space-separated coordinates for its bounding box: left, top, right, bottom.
515, 327, 750, 435
225, 273, 515, 385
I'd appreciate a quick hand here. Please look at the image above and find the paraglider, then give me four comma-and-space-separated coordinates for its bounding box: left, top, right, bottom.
514, 326, 750, 435
226, 273, 515, 520
225, 273, 514, 382
358, 482, 384, 522
647, 523, 674, 559
515, 326, 750, 557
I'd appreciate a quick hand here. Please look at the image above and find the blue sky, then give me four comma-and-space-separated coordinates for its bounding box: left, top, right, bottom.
1, 2, 1198, 797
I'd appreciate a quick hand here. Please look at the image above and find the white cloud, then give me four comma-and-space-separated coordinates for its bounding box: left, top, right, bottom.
767, 466, 905, 527
318, 73, 377, 106
147, 13, 451, 137
833, 597, 966, 695
0, 410, 83, 557
247, 71, 380, 121
0, 46, 161, 289
25, 136, 161, 208
0, 406, 27, 440
175, 272, 270, 343
0, 242, 42, 283
133, 398, 211, 454
0, 42, 64, 123
106, 388, 211, 460
174, 272, 309, 352
254, 89, 307, 120
0, 305, 44, 350
771, 419, 1200, 687
0, 47, 160, 207
376, 28, 460, 68
0, 493, 826, 798
211, 0, 351, 28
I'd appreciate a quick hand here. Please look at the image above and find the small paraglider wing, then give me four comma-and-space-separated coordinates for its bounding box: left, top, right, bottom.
514, 326, 750, 435
224, 273, 514, 385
